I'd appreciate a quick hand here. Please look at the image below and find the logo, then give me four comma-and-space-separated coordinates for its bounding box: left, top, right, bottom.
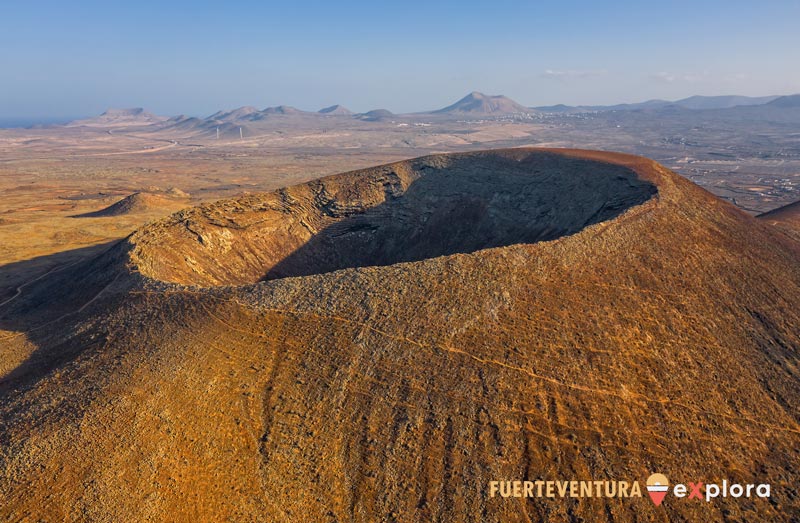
646, 473, 669, 506
488, 472, 771, 506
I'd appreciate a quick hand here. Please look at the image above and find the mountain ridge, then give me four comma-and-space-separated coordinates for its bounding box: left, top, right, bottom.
58, 92, 800, 127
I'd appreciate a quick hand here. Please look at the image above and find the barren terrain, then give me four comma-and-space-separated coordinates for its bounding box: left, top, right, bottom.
0, 148, 798, 521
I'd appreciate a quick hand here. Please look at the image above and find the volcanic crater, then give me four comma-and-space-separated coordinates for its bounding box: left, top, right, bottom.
127, 150, 658, 286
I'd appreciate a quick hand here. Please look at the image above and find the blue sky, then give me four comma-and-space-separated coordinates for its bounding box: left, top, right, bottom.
1, 0, 799, 117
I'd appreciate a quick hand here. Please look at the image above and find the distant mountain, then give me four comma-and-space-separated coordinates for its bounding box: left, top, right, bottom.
61, 92, 800, 131
433, 92, 530, 114
260, 105, 306, 115
318, 105, 353, 115
166, 115, 202, 127
162, 104, 328, 137
673, 95, 780, 110
606, 99, 672, 111
207, 106, 260, 122
162, 114, 253, 138
356, 109, 395, 121
767, 94, 800, 108
531, 103, 576, 113
198, 105, 320, 128
67, 108, 167, 127
534, 95, 786, 114
533, 99, 671, 113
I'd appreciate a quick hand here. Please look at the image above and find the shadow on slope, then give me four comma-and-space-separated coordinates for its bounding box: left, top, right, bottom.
0, 241, 130, 396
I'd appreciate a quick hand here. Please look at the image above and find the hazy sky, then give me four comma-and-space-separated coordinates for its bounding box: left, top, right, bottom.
2, 0, 799, 118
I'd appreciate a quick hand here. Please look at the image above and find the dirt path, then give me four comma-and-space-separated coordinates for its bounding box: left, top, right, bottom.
0, 260, 81, 309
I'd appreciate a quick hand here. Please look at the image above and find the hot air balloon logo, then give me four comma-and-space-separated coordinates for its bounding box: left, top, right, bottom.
646, 473, 669, 506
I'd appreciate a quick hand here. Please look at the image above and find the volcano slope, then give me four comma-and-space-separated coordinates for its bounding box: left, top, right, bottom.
72, 192, 186, 218
0, 149, 798, 522
759, 200, 800, 242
